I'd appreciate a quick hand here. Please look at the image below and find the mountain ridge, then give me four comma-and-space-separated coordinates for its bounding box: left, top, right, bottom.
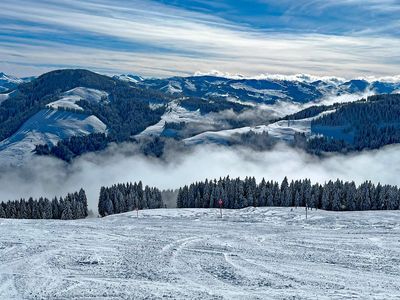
1, 68, 400, 165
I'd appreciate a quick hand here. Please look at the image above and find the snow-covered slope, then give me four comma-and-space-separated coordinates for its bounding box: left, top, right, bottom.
0, 73, 23, 92
0, 109, 106, 166
137, 100, 215, 138
113, 74, 144, 83
0, 73, 33, 92
184, 110, 335, 145
1, 207, 399, 299
0, 92, 11, 105
139, 74, 400, 105
47, 87, 108, 111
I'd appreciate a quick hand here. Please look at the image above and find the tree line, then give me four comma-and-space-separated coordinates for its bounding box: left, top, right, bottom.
177, 176, 400, 211
3, 176, 399, 220
98, 181, 163, 217
0, 188, 88, 219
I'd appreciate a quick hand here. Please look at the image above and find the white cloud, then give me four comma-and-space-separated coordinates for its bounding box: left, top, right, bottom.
0, 0, 400, 77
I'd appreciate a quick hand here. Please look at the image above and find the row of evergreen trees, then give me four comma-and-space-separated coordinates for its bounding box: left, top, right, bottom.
98, 181, 163, 217
310, 94, 400, 152
3, 177, 400, 220
177, 177, 400, 211
0, 189, 88, 219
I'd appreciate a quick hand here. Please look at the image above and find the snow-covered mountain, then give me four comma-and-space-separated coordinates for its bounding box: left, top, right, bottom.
0, 109, 107, 166
113, 74, 144, 83
0, 72, 33, 92
0, 69, 399, 165
0, 73, 23, 92
136, 74, 400, 105
46, 87, 109, 111
0, 69, 170, 165
0, 86, 109, 166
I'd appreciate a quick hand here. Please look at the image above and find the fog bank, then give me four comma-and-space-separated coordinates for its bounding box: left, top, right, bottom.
0, 142, 399, 212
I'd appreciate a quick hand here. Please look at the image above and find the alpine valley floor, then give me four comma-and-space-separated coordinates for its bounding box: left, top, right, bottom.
0, 207, 399, 299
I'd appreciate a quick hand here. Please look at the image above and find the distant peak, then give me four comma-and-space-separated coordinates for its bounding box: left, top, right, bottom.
193, 70, 346, 84
114, 74, 144, 83
193, 71, 400, 84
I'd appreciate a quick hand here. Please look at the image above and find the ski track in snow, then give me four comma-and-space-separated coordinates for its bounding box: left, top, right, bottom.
0, 207, 399, 299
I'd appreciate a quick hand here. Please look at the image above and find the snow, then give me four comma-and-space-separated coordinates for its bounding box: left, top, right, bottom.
47, 87, 108, 111
193, 71, 347, 85
0, 92, 10, 105
184, 110, 335, 145
137, 101, 214, 137
0, 73, 23, 85
184, 79, 197, 92
0, 109, 107, 166
0, 207, 399, 299
162, 82, 183, 94
114, 74, 144, 83
149, 103, 164, 110
230, 82, 288, 99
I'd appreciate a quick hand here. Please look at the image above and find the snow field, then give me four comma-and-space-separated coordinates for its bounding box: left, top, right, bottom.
0, 207, 399, 299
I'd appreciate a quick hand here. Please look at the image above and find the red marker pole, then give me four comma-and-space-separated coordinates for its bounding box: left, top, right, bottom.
218, 199, 223, 218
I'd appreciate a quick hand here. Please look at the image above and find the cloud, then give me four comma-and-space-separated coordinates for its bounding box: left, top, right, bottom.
0, 0, 399, 77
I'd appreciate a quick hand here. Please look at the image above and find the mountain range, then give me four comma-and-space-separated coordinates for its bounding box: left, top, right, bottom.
0, 69, 399, 165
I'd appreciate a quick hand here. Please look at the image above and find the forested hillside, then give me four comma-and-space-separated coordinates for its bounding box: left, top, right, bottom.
3, 69, 400, 163
0, 70, 113, 141
178, 96, 247, 114
16, 69, 171, 161
0, 69, 168, 144
0, 189, 88, 220
309, 94, 400, 152
177, 176, 400, 211
28, 70, 253, 163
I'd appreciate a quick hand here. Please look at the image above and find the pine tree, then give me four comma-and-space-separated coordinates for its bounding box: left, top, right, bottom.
0, 204, 5, 218
280, 177, 289, 207
42, 198, 53, 219
61, 202, 73, 220
332, 188, 341, 211
319, 186, 327, 210
78, 188, 88, 217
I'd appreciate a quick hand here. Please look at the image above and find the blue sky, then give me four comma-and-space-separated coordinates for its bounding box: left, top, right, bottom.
0, 0, 399, 77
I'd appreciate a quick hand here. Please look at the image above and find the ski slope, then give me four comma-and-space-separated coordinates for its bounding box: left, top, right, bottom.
0, 208, 399, 299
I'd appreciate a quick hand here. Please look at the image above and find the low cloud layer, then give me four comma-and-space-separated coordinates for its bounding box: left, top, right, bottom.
0, 142, 399, 212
